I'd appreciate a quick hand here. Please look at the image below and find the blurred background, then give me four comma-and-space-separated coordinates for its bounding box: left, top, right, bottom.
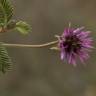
0, 0, 96, 96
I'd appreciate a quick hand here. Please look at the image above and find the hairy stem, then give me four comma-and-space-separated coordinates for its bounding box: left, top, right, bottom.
2, 40, 58, 48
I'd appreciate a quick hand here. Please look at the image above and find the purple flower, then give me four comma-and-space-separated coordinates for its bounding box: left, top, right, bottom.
58, 27, 93, 66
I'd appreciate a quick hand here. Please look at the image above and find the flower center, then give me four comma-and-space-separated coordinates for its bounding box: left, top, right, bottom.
63, 35, 81, 53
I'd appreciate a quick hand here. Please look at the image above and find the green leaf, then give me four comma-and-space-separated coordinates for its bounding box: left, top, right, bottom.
0, 0, 13, 26
15, 21, 32, 34
0, 42, 12, 73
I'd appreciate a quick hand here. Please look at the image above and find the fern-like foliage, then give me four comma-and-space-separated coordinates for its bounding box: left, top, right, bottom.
0, 0, 32, 34
0, 0, 13, 26
0, 43, 12, 73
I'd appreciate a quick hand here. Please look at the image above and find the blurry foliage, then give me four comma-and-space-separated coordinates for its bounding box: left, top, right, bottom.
15, 21, 32, 35
0, 0, 13, 26
0, 0, 32, 73
0, 42, 12, 73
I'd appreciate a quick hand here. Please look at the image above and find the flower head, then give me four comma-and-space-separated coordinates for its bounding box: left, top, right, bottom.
58, 26, 93, 66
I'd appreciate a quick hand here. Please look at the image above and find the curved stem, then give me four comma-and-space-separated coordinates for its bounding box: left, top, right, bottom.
2, 40, 58, 48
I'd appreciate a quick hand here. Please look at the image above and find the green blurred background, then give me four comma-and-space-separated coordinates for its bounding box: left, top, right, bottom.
0, 0, 96, 96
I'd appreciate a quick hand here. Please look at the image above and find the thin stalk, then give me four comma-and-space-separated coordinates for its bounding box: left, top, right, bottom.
2, 40, 58, 48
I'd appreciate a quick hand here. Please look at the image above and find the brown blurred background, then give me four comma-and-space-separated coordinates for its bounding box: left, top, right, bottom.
0, 0, 96, 96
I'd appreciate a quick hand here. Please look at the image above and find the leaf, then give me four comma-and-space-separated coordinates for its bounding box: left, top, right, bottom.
0, 0, 13, 26
0, 42, 12, 73
15, 21, 32, 35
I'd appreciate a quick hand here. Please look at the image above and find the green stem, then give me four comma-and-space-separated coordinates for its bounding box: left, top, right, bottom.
2, 40, 58, 48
